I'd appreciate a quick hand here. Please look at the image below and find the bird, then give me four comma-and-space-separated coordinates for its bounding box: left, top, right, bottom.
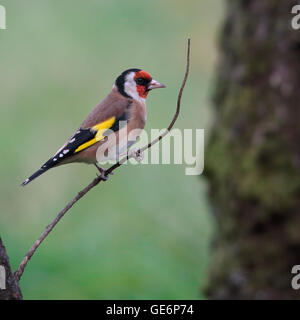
22, 68, 166, 186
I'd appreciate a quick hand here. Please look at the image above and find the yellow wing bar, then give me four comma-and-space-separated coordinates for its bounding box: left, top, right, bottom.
74, 117, 115, 153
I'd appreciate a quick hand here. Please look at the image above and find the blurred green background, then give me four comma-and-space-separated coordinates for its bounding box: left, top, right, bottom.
0, 0, 223, 299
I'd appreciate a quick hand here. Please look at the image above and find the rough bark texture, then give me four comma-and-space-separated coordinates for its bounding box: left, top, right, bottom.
0, 238, 23, 300
205, 0, 300, 299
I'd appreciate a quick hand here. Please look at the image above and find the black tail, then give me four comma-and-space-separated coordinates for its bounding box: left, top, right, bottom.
21, 158, 55, 186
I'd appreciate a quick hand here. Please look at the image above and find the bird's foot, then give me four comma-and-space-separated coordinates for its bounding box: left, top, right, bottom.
128, 148, 144, 163
95, 164, 113, 181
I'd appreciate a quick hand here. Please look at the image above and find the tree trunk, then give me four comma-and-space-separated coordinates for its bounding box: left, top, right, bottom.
205, 0, 300, 299
0, 238, 23, 300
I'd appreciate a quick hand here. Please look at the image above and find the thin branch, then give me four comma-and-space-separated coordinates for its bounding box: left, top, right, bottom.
14, 38, 191, 281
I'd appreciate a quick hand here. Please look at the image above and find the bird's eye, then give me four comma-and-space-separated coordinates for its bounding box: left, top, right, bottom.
135, 78, 148, 86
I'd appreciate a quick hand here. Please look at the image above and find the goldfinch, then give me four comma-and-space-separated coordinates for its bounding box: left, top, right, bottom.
22, 68, 165, 186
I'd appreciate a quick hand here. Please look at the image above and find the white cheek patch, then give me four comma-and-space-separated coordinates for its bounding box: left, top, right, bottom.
124, 72, 145, 102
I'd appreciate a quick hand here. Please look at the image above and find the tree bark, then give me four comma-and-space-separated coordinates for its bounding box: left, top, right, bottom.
205, 0, 300, 299
0, 238, 22, 300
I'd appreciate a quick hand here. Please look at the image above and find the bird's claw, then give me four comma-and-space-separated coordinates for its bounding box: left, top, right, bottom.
95, 165, 111, 181
96, 171, 109, 181
129, 148, 144, 163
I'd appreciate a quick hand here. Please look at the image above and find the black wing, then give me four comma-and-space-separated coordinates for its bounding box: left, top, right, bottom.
21, 128, 96, 186
21, 112, 129, 186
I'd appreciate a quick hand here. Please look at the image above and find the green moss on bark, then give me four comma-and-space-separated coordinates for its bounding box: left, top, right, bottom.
205, 0, 300, 299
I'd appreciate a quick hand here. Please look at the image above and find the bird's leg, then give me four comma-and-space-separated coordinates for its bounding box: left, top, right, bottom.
94, 163, 112, 181
128, 148, 144, 163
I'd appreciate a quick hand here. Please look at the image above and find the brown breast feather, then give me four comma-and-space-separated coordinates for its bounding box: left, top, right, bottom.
61, 88, 147, 164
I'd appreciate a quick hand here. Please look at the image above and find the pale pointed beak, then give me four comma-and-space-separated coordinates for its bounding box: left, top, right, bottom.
147, 79, 166, 90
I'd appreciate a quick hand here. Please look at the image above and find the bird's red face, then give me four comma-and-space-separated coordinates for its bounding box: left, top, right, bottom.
116, 68, 166, 101
134, 70, 153, 99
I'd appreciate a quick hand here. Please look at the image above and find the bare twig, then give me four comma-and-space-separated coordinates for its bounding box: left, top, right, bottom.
15, 38, 191, 281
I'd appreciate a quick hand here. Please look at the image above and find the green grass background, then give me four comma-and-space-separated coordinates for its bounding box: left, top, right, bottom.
0, 0, 223, 299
